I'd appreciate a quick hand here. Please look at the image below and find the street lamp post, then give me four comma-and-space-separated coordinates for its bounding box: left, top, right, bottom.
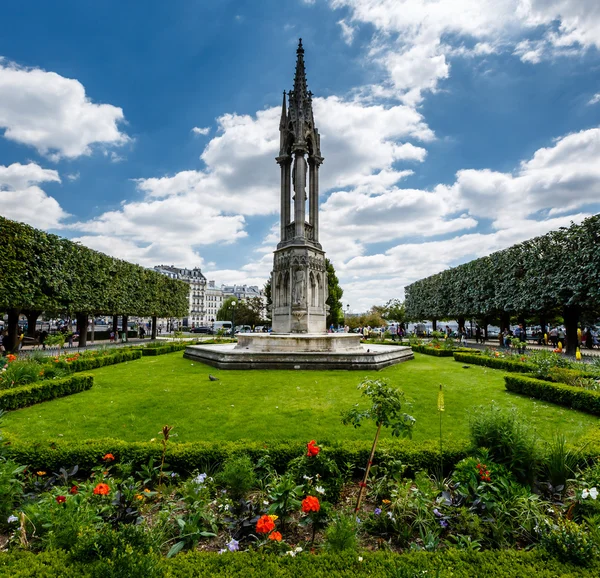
231, 300, 237, 339
344, 304, 350, 329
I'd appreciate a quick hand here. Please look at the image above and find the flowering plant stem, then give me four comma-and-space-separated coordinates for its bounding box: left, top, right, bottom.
355, 421, 381, 513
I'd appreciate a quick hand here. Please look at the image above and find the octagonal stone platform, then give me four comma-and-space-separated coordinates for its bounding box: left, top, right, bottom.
183, 333, 413, 370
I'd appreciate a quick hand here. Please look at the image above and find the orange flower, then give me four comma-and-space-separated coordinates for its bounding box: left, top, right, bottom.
256, 514, 276, 534
36, 471, 46, 476
6, 354, 17, 362
93, 483, 110, 496
306, 440, 320, 457
102, 453, 115, 461
301, 495, 320, 513
269, 531, 282, 541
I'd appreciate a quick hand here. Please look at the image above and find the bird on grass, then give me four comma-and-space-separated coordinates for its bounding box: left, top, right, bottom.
209, 374, 219, 381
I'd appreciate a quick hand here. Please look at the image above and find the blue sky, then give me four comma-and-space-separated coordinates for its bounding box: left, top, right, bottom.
1, 0, 599, 310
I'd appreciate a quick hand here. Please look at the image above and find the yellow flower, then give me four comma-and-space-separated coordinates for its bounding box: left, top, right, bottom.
382, 499, 391, 504
135, 494, 144, 500
576, 347, 582, 361
37, 471, 46, 476
144, 488, 152, 493
437, 384, 445, 412
268, 514, 279, 522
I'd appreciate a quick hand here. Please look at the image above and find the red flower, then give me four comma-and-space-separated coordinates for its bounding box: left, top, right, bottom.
269, 531, 282, 541
56, 495, 66, 504
70, 485, 78, 495
302, 495, 320, 513
93, 483, 110, 496
306, 440, 320, 457
256, 515, 276, 534
102, 453, 115, 461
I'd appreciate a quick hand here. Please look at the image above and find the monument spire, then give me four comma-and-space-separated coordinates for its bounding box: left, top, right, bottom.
292, 38, 308, 105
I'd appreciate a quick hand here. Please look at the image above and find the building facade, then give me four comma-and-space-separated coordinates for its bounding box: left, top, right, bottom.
154, 266, 266, 327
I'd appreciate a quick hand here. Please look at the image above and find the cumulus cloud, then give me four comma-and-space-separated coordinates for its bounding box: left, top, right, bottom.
0, 162, 68, 229
192, 126, 211, 136
330, 0, 600, 103
0, 58, 129, 160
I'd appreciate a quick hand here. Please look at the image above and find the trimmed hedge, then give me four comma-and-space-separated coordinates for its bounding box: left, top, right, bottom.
0, 374, 93, 411
50, 348, 142, 372
1, 549, 599, 578
5, 437, 470, 480
454, 352, 534, 373
505, 374, 600, 416
411, 344, 455, 356
142, 342, 197, 356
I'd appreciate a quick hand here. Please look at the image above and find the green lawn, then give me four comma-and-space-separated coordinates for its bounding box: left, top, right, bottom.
4, 352, 598, 445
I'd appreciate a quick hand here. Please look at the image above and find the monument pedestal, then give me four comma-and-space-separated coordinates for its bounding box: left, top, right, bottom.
184, 333, 413, 370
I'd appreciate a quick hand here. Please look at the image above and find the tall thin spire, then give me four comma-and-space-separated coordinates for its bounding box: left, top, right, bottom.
293, 38, 308, 102
279, 90, 287, 130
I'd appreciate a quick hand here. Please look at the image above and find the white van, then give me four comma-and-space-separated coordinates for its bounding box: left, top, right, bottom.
213, 321, 232, 335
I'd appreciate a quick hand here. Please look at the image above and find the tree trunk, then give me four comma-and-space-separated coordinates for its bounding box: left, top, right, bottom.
518, 314, 527, 338
500, 312, 510, 332
563, 305, 579, 356
539, 315, 547, 342
482, 318, 489, 341
76, 313, 88, 348
151, 315, 158, 340
5, 308, 21, 352
122, 315, 128, 342
432, 319, 437, 332
112, 315, 119, 335
25, 310, 42, 337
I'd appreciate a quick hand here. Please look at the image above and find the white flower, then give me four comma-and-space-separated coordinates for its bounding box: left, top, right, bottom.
192, 472, 208, 485
358, 556, 364, 562
286, 550, 296, 557
7, 515, 18, 523
315, 485, 325, 495
295, 546, 303, 552
303, 475, 313, 481
582, 487, 598, 500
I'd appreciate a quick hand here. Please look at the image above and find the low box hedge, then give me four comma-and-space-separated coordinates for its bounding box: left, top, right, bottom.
0, 374, 93, 411
1, 549, 598, 578
411, 344, 455, 357
51, 348, 142, 372
453, 352, 534, 373
142, 342, 196, 356
505, 374, 600, 416
5, 437, 470, 480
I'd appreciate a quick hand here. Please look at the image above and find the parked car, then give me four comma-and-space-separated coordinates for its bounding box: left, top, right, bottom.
190, 326, 213, 334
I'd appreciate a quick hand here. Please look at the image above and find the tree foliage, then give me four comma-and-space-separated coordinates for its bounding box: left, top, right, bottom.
404, 214, 600, 353
326, 258, 344, 328
0, 216, 189, 318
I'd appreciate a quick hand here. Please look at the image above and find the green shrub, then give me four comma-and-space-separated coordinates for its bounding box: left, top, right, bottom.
217, 454, 257, 500
323, 511, 358, 552
0, 458, 26, 531
50, 349, 142, 373
505, 374, 600, 416
469, 404, 539, 484
0, 360, 42, 389
542, 518, 597, 566
453, 352, 533, 373
142, 342, 197, 356
0, 374, 93, 411
528, 350, 572, 379
411, 345, 454, 357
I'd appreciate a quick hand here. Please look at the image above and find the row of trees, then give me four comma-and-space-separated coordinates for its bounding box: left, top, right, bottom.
404, 214, 600, 354
0, 216, 189, 351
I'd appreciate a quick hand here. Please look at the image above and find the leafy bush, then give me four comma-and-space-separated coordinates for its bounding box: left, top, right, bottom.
504, 374, 600, 416
542, 518, 597, 566
0, 458, 26, 530
142, 342, 197, 355
528, 350, 572, 379
469, 404, 539, 484
0, 374, 93, 411
453, 352, 533, 373
50, 348, 142, 373
0, 359, 43, 389
323, 511, 358, 552
412, 344, 455, 357
217, 455, 257, 500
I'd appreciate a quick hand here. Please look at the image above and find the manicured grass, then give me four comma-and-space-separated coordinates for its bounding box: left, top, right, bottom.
3, 352, 597, 445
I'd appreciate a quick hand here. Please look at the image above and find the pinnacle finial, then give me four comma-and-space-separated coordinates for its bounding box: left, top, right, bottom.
297, 38, 304, 53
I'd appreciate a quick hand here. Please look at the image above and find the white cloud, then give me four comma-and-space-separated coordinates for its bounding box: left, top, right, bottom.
338, 19, 356, 45
192, 126, 211, 136
589, 93, 600, 106
329, 0, 600, 103
0, 162, 68, 229
66, 172, 80, 182
0, 58, 129, 160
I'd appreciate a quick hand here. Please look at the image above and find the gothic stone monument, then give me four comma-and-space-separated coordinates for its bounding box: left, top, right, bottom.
184, 40, 413, 369
272, 38, 327, 334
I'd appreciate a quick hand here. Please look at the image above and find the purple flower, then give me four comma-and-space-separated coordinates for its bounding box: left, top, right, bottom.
227, 538, 239, 552
439, 520, 448, 528
433, 508, 442, 517
374, 508, 382, 515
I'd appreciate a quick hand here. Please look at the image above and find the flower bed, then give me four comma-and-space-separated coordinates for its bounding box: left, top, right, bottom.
0, 374, 93, 411
505, 374, 600, 415
453, 352, 534, 372
413, 345, 477, 357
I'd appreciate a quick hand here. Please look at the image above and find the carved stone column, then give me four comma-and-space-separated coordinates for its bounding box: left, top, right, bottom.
277, 155, 291, 241
293, 152, 306, 238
